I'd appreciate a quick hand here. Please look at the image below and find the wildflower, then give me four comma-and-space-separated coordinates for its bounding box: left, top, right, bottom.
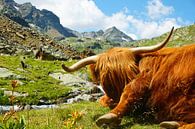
11, 80, 18, 88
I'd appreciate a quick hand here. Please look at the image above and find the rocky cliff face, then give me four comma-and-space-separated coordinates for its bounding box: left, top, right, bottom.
18, 3, 77, 37
0, 0, 29, 27
0, 0, 77, 38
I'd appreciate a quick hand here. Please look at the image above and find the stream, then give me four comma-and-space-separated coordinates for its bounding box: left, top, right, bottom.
0, 104, 59, 114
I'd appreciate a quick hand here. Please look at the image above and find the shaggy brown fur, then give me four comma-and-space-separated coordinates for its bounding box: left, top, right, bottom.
89, 47, 139, 108
109, 44, 195, 128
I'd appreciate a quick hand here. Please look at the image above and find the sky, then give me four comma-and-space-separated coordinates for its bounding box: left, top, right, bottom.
14, 0, 195, 40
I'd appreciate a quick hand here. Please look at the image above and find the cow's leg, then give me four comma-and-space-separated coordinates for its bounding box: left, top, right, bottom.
99, 95, 118, 109
96, 70, 151, 127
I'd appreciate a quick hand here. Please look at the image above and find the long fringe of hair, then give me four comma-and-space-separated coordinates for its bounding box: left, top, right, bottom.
93, 47, 139, 101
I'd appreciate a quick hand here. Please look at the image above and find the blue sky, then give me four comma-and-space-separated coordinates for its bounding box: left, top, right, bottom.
15, 0, 195, 39
95, 0, 195, 22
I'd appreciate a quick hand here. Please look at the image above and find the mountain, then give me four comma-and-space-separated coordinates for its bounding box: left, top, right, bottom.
0, 0, 29, 27
103, 26, 133, 42
0, 0, 133, 42
0, 0, 77, 38
18, 3, 77, 37
78, 27, 133, 42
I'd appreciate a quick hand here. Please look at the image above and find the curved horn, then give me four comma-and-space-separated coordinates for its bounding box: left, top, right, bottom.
130, 27, 174, 54
62, 55, 98, 72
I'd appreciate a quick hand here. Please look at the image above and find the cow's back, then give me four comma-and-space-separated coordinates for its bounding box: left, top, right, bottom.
140, 44, 195, 122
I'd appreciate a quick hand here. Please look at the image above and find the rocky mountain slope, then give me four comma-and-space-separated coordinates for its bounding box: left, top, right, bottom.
0, 0, 29, 27
0, 14, 84, 60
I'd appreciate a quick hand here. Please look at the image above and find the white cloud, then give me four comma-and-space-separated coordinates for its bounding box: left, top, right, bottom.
48, 0, 106, 31
15, 0, 188, 40
127, 16, 180, 39
147, 0, 174, 19
15, 0, 106, 31
104, 12, 130, 30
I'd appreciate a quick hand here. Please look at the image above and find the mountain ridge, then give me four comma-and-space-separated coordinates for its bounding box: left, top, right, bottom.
75, 26, 133, 42
0, 0, 133, 42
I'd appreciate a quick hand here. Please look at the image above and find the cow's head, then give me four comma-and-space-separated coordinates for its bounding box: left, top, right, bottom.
62, 27, 174, 103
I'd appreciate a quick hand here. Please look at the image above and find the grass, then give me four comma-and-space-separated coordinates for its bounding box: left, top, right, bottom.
0, 55, 73, 105
132, 24, 195, 47
0, 102, 160, 129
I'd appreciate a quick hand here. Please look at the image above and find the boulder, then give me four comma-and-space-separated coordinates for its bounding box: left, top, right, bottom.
0, 67, 26, 80
49, 72, 104, 103
49, 72, 87, 86
4, 91, 28, 97
0, 67, 15, 78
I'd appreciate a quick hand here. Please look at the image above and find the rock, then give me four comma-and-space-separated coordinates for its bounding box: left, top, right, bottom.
4, 91, 29, 97
29, 80, 35, 83
49, 72, 104, 104
16, 80, 24, 85
49, 72, 103, 91
49, 73, 86, 86
66, 93, 103, 104
16, 68, 26, 72
15, 32, 25, 39
0, 68, 15, 78
0, 88, 6, 90
15, 75, 26, 80
38, 99, 52, 105
24, 105, 31, 110
67, 94, 93, 103
0, 67, 26, 80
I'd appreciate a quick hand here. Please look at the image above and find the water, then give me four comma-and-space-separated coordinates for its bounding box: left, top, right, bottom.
0, 104, 59, 114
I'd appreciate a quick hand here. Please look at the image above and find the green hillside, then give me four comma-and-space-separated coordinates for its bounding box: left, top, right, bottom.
124, 24, 195, 47
0, 24, 194, 129
61, 24, 195, 54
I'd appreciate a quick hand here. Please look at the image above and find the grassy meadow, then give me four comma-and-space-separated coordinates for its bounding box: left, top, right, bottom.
0, 55, 74, 105
0, 102, 160, 129
0, 55, 159, 128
